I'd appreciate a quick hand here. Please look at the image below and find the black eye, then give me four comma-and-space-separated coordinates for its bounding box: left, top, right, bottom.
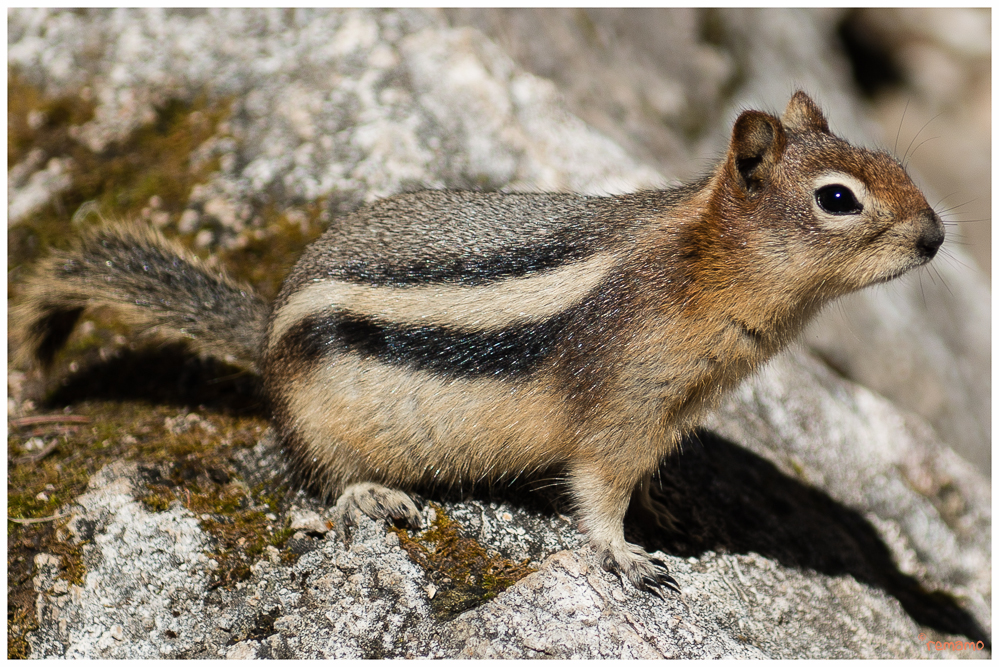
815, 184, 862, 214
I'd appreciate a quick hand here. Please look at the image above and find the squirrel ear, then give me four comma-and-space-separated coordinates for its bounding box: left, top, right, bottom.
728, 110, 786, 193
781, 91, 830, 134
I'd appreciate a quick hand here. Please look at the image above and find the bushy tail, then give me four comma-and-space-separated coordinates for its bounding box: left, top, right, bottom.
11, 221, 269, 373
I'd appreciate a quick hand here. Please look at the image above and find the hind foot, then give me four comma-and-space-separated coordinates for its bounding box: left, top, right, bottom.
333, 482, 422, 537
598, 541, 680, 600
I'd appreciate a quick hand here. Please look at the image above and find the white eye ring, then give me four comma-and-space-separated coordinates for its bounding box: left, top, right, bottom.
811, 172, 869, 229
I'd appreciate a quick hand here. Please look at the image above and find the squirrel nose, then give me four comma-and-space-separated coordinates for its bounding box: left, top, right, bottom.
916, 209, 944, 260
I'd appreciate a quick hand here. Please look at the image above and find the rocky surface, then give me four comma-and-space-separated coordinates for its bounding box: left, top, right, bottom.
26, 383, 990, 658
8, 8, 990, 659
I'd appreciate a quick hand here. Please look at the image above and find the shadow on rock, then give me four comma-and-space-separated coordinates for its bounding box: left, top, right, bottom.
41, 344, 264, 416
629, 429, 989, 649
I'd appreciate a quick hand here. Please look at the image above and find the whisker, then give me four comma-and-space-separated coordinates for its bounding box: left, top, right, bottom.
906, 135, 941, 164
936, 196, 977, 212
944, 239, 973, 248
932, 251, 976, 291
894, 98, 909, 156
932, 192, 960, 210
930, 264, 954, 298
943, 217, 990, 225
903, 113, 942, 168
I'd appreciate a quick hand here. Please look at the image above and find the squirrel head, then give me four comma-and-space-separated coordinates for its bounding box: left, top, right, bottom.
713, 91, 944, 301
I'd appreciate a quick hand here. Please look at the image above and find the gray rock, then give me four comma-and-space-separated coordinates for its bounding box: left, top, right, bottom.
31, 462, 214, 659
10, 7, 990, 659
705, 350, 990, 631
447, 550, 921, 659
29, 423, 989, 658
7, 154, 74, 225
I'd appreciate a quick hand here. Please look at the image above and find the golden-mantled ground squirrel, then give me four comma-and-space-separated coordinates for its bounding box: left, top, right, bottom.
12, 92, 944, 596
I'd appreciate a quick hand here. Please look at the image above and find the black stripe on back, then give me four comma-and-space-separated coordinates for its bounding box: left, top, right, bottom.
276, 309, 575, 379
333, 239, 595, 287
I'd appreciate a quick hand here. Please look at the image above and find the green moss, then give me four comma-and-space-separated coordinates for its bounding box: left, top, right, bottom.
8, 399, 268, 535
7, 400, 270, 658
7, 606, 38, 660
48, 539, 87, 587
137, 457, 299, 589
8, 70, 96, 168
7, 398, 293, 646
392, 505, 536, 619
139, 485, 176, 513
8, 70, 229, 278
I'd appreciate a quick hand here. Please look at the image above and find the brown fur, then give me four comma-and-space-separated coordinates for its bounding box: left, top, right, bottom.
12, 92, 943, 596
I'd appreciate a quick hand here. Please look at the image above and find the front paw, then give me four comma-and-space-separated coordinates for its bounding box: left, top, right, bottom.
598, 543, 680, 599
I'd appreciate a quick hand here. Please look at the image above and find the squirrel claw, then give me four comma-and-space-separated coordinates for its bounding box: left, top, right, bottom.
333, 482, 423, 538
647, 557, 681, 593
599, 544, 680, 599
639, 566, 680, 597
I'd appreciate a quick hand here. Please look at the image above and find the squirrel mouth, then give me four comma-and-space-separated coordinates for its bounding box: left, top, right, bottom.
874, 259, 928, 285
